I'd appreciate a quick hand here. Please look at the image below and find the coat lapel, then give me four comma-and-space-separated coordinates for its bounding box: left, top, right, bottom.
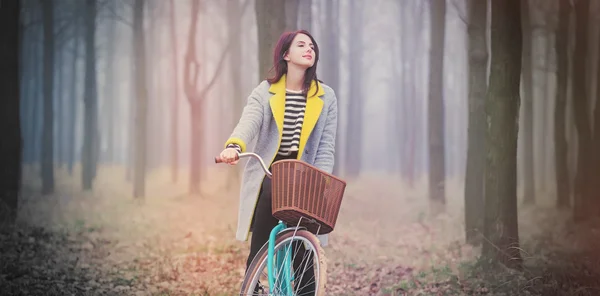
269, 75, 325, 160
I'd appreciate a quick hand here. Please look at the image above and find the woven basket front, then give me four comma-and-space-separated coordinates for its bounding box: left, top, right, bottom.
270, 160, 346, 235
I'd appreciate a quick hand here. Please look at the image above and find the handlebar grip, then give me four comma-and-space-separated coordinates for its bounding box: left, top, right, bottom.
215, 154, 239, 163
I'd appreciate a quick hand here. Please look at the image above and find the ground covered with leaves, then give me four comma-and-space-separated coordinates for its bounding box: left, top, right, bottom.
2, 166, 600, 295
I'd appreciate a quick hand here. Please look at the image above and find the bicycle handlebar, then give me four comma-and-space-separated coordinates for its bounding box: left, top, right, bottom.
215, 152, 273, 178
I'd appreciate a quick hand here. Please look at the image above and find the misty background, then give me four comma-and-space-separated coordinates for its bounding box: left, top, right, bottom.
3, 0, 600, 295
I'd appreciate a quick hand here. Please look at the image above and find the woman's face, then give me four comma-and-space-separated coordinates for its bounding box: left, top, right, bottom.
284, 33, 316, 69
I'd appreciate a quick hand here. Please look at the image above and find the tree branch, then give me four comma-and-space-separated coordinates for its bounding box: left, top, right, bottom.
98, 2, 133, 27
452, 0, 468, 25
198, 0, 250, 99
199, 45, 231, 99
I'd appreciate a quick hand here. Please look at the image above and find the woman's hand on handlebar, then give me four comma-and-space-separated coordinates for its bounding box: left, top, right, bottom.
218, 148, 239, 165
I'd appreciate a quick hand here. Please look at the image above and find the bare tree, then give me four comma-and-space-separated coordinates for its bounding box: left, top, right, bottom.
40, 0, 55, 195
133, 0, 148, 198
427, 0, 446, 214
520, 0, 536, 205
284, 0, 299, 31
554, 0, 570, 208
344, 0, 363, 177
227, 0, 246, 183
571, 0, 593, 221
66, 0, 81, 175
482, 0, 523, 270
0, 0, 22, 225
464, 0, 488, 246
169, 0, 180, 183
322, 0, 340, 175
184, 0, 236, 195
255, 0, 286, 81
103, 0, 118, 163
298, 0, 312, 31
81, 0, 99, 191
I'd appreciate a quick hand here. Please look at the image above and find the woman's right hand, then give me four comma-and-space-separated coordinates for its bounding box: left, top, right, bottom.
219, 148, 239, 165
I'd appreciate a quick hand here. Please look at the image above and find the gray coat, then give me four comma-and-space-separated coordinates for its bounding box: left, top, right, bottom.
224, 74, 338, 246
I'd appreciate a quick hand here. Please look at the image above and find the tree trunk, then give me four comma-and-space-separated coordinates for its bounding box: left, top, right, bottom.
183, 0, 231, 195
344, 0, 363, 177
67, 7, 80, 175
482, 0, 523, 270
324, 0, 340, 175
554, 0, 570, 208
41, 0, 55, 195
520, 0, 536, 205
255, 0, 286, 81
571, 0, 593, 221
427, 0, 446, 214
284, 0, 299, 31
0, 0, 22, 225
464, 0, 488, 246
591, 16, 600, 215
55, 41, 64, 167
133, 0, 148, 199
169, 0, 180, 183
189, 100, 203, 195
104, 0, 117, 164
227, 0, 244, 184
402, 2, 423, 186
82, 0, 98, 191
298, 0, 312, 31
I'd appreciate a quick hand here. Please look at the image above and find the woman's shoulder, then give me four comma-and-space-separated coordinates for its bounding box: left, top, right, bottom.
244, 80, 272, 103
317, 81, 337, 103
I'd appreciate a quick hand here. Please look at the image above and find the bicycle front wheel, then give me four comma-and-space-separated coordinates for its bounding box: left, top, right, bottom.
239, 229, 327, 296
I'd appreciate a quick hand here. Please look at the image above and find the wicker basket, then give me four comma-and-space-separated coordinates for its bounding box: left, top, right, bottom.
270, 159, 346, 235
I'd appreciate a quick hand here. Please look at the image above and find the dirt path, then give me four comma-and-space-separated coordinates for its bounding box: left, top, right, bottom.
3, 166, 600, 295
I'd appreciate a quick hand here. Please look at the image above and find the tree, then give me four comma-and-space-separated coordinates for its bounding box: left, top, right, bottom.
464, 0, 488, 246
255, 0, 286, 81
344, 0, 363, 177
133, 0, 148, 198
322, 0, 340, 175
0, 0, 22, 225
571, 0, 593, 221
427, 0, 446, 214
482, 0, 523, 270
284, 0, 299, 31
184, 0, 235, 195
520, 0, 535, 205
41, 0, 55, 195
298, 0, 312, 31
227, 0, 245, 184
103, 0, 118, 163
82, 0, 99, 191
554, 0, 570, 208
169, 0, 180, 183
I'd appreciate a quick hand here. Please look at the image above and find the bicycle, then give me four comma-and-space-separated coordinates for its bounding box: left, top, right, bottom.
215, 151, 346, 296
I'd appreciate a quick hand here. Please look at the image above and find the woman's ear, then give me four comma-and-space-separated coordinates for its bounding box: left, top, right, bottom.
283, 51, 290, 61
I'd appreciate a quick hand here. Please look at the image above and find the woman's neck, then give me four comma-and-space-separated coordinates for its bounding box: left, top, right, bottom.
285, 65, 305, 91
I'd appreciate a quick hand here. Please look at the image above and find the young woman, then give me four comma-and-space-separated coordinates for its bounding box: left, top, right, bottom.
218, 29, 338, 294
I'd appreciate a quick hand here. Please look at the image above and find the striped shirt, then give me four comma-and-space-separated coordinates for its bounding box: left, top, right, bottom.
227, 89, 306, 159
278, 89, 305, 156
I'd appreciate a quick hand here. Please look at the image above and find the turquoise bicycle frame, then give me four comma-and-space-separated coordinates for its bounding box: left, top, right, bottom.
267, 221, 295, 294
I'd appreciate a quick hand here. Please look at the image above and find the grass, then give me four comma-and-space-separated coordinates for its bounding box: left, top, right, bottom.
3, 164, 600, 295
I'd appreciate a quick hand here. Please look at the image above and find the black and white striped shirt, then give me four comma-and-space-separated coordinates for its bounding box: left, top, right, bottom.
277, 89, 305, 156
227, 89, 306, 158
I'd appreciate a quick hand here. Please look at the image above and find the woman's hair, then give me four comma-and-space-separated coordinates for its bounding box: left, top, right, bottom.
266, 30, 320, 97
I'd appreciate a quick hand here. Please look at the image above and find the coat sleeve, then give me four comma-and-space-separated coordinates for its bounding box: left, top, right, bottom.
313, 92, 338, 174
224, 86, 265, 152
